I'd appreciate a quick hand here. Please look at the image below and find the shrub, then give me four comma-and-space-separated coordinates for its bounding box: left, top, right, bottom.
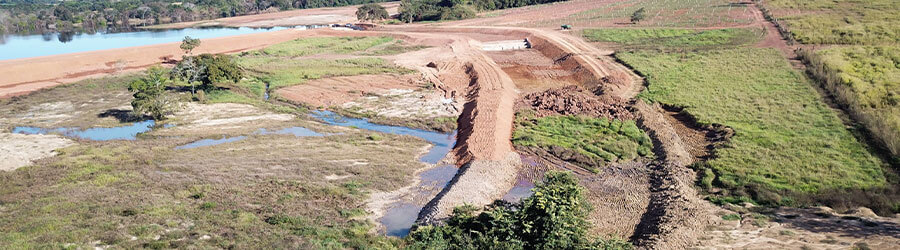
406, 171, 632, 250
630, 7, 646, 23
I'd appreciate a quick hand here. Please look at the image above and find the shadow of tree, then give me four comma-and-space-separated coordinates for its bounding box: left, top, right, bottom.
98, 108, 150, 123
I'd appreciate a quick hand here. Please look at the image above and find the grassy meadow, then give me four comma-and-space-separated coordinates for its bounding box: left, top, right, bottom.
763, 0, 899, 45
583, 28, 763, 50
800, 46, 900, 156
619, 48, 890, 208
238, 36, 415, 90
0, 36, 437, 248
513, 114, 653, 172
560, 0, 757, 28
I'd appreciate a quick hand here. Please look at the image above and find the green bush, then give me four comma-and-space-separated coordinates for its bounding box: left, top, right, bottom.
128, 66, 174, 120
406, 171, 632, 250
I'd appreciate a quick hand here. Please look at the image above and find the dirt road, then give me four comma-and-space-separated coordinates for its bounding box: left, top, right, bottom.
148, 2, 400, 29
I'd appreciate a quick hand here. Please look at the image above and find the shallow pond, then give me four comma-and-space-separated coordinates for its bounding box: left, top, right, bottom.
310, 110, 460, 236
174, 126, 326, 149
310, 110, 456, 164
0, 25, 324, 60
12, 120, 158, 140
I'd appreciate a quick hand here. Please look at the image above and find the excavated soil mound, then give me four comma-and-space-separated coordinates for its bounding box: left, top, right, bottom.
521, 85, 634, 120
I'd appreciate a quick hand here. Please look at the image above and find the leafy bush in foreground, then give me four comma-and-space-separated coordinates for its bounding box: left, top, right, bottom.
406, 171, 632, 250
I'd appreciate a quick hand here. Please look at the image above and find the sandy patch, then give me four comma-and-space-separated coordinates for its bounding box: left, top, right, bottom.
168, 103, 294, 132
0, 133, 74, 171
697, 206, 900, 249
342, 89, 458, 119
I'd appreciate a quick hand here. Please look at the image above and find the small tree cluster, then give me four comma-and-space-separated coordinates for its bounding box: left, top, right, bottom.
172, 53, 243, 94
406, 171, 632, 249
356, 3, 389, 22
128, 66, 175, 120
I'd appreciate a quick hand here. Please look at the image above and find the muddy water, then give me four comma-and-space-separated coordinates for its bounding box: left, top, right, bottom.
12, 120, 158, 140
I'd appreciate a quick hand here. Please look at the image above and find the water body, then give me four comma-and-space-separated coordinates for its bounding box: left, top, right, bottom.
175, 135, 248, 150
0, 25, 324, 60
309, 110, 459, 236
13, 120, 157, 140
310, 110, 456, 164
175, 126, 326, 149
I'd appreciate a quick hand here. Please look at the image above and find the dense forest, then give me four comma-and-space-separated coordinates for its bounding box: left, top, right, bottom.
0, 0, 391, 35
398, 0, 568, 22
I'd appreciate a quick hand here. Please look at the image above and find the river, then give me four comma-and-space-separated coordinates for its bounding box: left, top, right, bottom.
0, 26, 324, 61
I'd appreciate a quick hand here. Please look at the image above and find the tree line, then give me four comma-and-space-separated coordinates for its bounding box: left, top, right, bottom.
398, 0, 568, 22
0, 0, 391, 35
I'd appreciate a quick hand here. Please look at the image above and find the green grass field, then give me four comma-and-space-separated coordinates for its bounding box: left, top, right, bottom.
618, 48, 887, 204
239, 57, 411, 89
583, 28, 763, 50
513, 114, 653, 172
562, 0, 756, 28
801, 46, 900, 156
763, 0, 899, 45
256, 36, 393, 57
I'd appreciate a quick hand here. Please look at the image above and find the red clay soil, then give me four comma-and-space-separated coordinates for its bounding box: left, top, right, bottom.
276, 74, 419, 108
521, 85, 635, 120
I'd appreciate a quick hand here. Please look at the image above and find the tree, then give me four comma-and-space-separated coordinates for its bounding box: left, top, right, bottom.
356, 3, 389, 22
630, 7, 645, 24
172, 53, 242, 95
180, 36, 201, 56
129, 66, 174, 120
177, 36, 203, 94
